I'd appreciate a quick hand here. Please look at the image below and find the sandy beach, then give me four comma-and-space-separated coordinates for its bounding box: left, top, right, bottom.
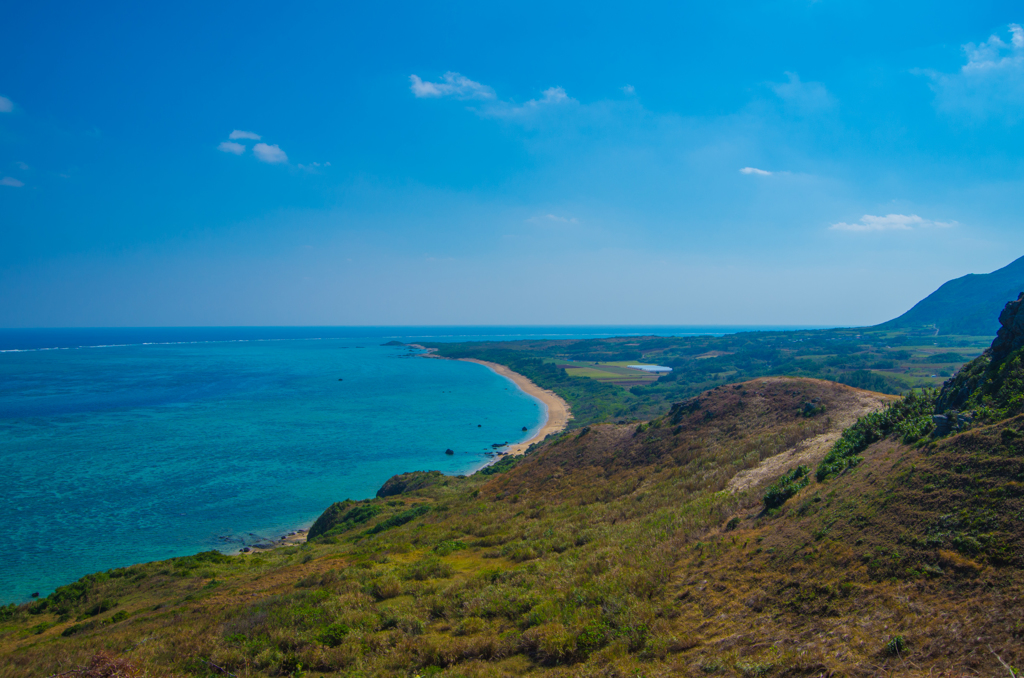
458, 358, 572, 456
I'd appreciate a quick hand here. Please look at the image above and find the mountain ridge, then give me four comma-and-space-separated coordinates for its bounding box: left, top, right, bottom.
874, 254, 1024, 336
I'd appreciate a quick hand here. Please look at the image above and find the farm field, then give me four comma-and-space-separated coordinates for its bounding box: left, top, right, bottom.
555, 360, 662, 387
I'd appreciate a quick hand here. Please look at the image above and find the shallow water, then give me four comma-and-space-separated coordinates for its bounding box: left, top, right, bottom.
0, 338, 544, 603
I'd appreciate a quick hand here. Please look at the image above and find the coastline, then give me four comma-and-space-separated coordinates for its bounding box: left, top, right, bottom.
458, 358, 572, 456
234, 354, 567, 556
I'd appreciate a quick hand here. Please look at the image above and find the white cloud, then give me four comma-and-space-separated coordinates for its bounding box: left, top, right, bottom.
921, 23, 1024, 123
253, 142, 288, 164
229, 130, 261, 140
0, 96, 12, 113
409, 72, 495, 100
769, 72, 835, 113
621, 84, 635, 95
1, 176, 24, 187
14, 161, 29, 170
829, 214, 956, 232
409, 72, 575, 121
297, 161, 331, 172
218, 141, 246, 155
740, 167, 772, 176
485, 86, 576, 118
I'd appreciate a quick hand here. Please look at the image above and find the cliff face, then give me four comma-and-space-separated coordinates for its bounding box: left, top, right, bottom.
936, 292, 1024, 415
991, 292, 1024, 361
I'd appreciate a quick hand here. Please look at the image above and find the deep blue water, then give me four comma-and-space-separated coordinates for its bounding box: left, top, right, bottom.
0, 326, 821, 604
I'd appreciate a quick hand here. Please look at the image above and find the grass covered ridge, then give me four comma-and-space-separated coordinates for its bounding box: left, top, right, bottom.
8, 377, 1024, 676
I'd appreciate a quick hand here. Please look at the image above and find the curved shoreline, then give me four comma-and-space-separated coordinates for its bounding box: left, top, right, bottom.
458, 358, 572, 456
240, 356, 570, 556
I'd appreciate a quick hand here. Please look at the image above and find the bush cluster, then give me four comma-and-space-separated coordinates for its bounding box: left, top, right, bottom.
763, 466, 810, 510
816, 390, 936, 481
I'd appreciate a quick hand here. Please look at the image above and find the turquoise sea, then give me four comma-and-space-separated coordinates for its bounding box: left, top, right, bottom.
0, 326, 814, 603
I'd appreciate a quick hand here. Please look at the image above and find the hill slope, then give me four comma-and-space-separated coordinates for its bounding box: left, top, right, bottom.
875, 254, 1024, 336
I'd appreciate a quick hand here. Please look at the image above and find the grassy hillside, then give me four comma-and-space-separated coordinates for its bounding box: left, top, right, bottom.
6, 370, 1024, 677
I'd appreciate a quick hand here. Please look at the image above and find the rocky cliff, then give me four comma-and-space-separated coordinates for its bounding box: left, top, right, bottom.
991, 292, 1024, 361
936, 291, 1024, 415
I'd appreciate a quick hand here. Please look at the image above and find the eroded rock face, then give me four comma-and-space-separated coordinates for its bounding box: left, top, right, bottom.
991, 292, 1024, 361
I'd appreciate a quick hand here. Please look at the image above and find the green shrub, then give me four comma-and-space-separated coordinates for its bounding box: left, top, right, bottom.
478, 455, 522, 476
310, 501, 383, 539
29, 622, 54, 635
83, 598, 117, 617
0, 603, 21, 622
763, 466, 810, 509
366, 505, 431, 535
817, 390, 936, 481
317, 622, 350, 647
403, 557, 454, 581
885, 634, 908, 656
897, 415, 934, 444
433, 540, 467, 556
369, 575, 402, 600
61, 620, 99, 637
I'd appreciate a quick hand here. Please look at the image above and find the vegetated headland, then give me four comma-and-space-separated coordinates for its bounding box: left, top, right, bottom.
4, 269, 1024, 675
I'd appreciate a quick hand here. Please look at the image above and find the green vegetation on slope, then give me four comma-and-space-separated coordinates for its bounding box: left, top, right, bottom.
815, 389, 936, 481
6, 363, 1024, 676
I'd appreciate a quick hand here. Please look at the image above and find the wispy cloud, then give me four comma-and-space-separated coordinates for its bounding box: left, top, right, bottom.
409, 72, 496, 100
769, 72, 835, 114
409, 72, 576, 120
0, 96, 12, 113
229, 130, 261, 141
1, 176, 24, 187
297, 161, 331, 172
218, 141, 246, 155
621, 84, 636, 95
919, 23, 1024, 123
14, 161, 29, 170
829, 214, 956, 232
528, 213, 579, 224
740, 167, 772, 176
253, 142, 288, 164
484, 87, 577, 118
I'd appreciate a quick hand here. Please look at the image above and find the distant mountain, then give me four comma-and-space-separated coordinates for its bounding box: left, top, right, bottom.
874, 254, 1024, 336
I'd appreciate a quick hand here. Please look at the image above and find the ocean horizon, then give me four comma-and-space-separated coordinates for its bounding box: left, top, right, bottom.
0, 325, 832, 353
0, 325, 827, 603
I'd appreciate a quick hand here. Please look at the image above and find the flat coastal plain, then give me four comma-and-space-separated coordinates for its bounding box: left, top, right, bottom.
459, 358, 571, 455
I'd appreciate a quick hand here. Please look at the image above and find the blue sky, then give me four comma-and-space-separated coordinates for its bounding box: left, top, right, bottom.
2, 1, 1023, 327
